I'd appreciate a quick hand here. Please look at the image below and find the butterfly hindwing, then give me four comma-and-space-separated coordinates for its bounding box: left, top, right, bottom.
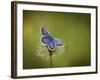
48, 40, 55, 50
53, 38, 62, 46
41, 37, 49, 44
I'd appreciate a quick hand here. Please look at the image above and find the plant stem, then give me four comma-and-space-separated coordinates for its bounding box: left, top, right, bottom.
46, 46, 53, 67
50, 54, 53, 67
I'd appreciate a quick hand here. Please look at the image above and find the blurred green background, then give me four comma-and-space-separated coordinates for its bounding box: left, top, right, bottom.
23, 10, 91, 69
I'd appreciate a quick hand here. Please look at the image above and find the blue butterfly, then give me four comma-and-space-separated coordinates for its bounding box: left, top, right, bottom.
41, 27, 62, 51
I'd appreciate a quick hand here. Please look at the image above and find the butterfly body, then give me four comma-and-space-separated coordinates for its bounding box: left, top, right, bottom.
47, 36, 53, 41
41, 27, 62, 51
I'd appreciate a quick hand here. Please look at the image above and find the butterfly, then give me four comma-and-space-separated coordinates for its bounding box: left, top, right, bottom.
41, 27, 62, 51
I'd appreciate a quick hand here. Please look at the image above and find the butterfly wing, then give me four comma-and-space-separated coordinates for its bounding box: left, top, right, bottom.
48, 40, 55, 50
53, 38, 62, 46
41, 37, 49, 44
41, 37, 55, 50
41, 36, 55, 50
41, 27, 50, 37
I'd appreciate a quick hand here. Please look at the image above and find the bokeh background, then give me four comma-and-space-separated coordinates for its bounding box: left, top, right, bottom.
23, 10, 91, 69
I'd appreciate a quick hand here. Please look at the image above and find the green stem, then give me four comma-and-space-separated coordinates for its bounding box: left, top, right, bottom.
50, 54, 53, 67
46, 46, 54, 67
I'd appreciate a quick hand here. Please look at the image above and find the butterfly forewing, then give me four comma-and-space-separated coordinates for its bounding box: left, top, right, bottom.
41, 27, 50, 37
